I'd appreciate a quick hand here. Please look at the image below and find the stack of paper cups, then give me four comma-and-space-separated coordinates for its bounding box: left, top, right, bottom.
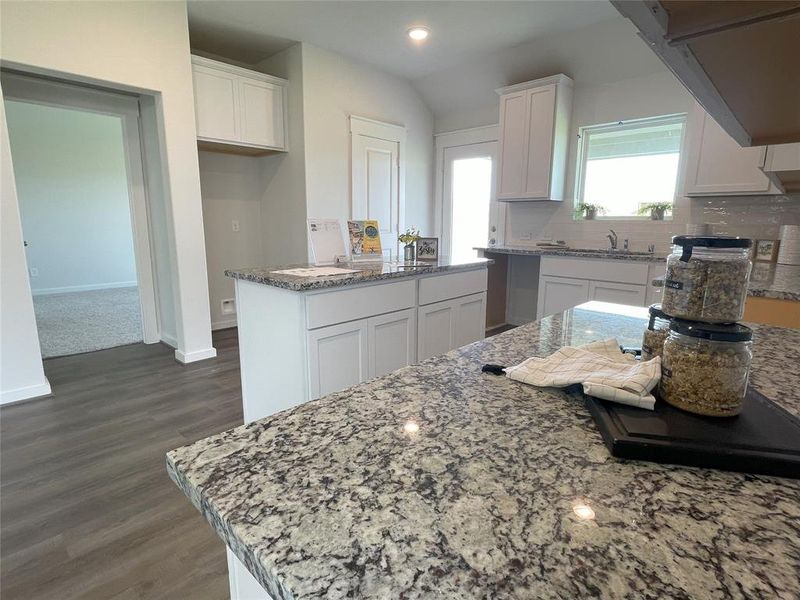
777, 225, 800, 265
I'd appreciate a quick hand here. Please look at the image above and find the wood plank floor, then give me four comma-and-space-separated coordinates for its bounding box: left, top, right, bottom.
1, 328, 243, 600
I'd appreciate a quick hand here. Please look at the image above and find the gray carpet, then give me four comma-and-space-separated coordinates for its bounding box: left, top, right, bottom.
32, 287, 143, 358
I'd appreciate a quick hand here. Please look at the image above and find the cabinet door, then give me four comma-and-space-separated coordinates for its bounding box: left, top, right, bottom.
240, 78, 285, 149
537, 276, 590, 319
192, 65, 239, 142
497, 91, 528, 199
417, 301, 456, 361
307, 320, 368, 399
452, 293, 487, 349
367, 308, 416, 378
524, 85, 556, 198
589, 281, 647, 307
684, 105, 778, 196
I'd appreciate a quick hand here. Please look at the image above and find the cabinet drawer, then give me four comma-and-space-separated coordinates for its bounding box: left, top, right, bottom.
418, 268, 488, 306
306, 279, 415, 329
540, 257, 649, 285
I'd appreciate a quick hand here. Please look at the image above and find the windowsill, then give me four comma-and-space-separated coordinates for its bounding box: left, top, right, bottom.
573, 216, 674, 222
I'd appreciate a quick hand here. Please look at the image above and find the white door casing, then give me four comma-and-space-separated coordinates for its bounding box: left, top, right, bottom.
434, 125, 503, 258
350, 116, 405, 259
0, 72, 160, 344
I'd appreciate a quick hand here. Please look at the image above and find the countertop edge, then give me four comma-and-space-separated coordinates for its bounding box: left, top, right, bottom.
476, 246, 665, 262
225, 260, 493, 291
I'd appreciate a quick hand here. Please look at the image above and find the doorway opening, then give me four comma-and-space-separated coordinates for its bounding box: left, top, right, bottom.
440, 138, 501, 261
3, 73, 160, 358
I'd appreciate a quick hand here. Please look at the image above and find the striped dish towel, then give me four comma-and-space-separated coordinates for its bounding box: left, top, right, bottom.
505, 339, 660, 410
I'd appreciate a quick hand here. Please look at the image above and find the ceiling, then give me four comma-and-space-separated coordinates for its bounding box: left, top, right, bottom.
187, 0, 619, 80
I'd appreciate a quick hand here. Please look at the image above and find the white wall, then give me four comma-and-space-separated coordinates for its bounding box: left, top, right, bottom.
0, 94, 51, 404
414, 17, 800, 254
6, 100, 137, 294
0, 0, 215, 364
301, 44, 435, 241
199, 151, 263, 329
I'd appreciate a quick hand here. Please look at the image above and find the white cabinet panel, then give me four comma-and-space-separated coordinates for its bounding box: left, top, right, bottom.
497, 91, 528, 198
589, 281, 647, 307
308, 320, 368, 399
227, 549, 272, 600
417, 302, 454, 361
191, 55, 287, 152
496, 75, 572, 201
418, 268, 487, 306
684, 104, 778, 196
417, 293, 486, 360
537, 276, 590, 319
240, 79, 284, 148
193, 65, 239, 142
368, 308, 416, 378
524, 85, 556, 198
452, 293, 487, 349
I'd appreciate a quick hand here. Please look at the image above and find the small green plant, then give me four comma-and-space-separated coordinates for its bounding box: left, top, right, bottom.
398, 226, 420, 246
638, 202, 673, 220
575, 203, 606, 220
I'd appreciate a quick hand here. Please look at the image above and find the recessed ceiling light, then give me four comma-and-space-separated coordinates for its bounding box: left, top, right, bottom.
408, 27, 430, 41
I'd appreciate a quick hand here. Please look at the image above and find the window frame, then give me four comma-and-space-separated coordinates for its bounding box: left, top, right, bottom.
573, 113, 687, 221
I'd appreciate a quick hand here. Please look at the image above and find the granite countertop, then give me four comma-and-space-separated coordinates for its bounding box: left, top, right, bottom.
167, 302, 800, 600
652, 263, 800, 301
476, 245, 665, 262
225, 257, 492, 291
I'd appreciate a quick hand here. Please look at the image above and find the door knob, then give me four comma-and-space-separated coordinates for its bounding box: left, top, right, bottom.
490, 226, 497, 232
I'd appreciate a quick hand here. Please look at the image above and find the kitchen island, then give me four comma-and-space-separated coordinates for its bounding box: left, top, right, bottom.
168, 301, 800, 600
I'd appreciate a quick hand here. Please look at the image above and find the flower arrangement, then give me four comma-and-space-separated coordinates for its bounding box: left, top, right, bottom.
398, 226, 420, 246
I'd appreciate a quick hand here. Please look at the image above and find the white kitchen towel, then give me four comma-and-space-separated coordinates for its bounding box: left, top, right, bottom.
504, 338, 660, 410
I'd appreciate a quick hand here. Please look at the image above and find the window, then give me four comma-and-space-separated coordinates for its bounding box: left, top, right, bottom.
575, 114, 685, 218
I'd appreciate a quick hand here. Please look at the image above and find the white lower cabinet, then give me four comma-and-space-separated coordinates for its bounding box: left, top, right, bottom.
368, 308, 416, 378
588, 280, 647, 306
417, 292, 487, 361
537, 276, 590, 319
308, 320, 369, 398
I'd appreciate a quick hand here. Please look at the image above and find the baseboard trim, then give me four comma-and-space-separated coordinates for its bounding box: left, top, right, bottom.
31, 281, 138, 296
174, 347, 217, 364
211, 318, 237, 331
160, 332, 178, 349
1, 379, 53, 405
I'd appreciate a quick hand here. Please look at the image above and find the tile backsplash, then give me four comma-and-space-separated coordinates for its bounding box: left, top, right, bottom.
504, 194, 800, 255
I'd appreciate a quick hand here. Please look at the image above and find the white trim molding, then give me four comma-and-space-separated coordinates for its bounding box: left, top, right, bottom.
31, 281, 138, 296
1, 379, 52, 405
174, 347, 217, 364
434, 124, 499, 239
211, 318, 237, 331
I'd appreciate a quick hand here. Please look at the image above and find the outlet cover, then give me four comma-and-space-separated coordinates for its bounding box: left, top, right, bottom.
231, 220, 240, 233
520, 232, 533, 241
221, 298, 236, 315
29, 267, 39, 277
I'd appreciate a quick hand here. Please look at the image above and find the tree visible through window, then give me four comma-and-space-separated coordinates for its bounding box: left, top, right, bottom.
575, 115, 685, 218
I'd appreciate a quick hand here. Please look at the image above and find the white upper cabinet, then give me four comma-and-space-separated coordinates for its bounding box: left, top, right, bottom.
683, 103, 780, 196
496, 74, 573, 201
191, 55, 287, 153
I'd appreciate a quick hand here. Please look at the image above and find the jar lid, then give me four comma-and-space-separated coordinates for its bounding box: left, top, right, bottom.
669, 319, 753, 342
647, 303, 670, 330
671, 235, 752, 262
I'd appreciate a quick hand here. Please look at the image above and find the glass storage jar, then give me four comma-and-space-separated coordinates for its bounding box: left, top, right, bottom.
641, 304, 671, 361
661, 235, 752, 323
659, 320, 753, 417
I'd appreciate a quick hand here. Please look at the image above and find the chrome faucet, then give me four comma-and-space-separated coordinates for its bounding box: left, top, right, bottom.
606, 229, 618, 250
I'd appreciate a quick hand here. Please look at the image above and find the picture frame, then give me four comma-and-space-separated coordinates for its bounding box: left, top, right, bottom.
416, 237, 439, 261
754, 239, 780, 263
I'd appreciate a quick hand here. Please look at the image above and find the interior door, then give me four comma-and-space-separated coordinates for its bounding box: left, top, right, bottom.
442, 141, 501, 261
351, 133, 400, 259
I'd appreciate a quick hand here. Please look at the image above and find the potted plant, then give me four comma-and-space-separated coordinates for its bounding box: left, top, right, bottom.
398, 226, 420, 261
575, 203, 606, 220
638, 202, 672, 220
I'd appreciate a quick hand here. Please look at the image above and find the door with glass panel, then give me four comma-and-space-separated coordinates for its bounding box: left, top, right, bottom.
442, 142, 501, 261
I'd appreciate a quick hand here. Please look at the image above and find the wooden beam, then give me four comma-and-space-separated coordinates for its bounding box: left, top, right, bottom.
665, 3, 800, 45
